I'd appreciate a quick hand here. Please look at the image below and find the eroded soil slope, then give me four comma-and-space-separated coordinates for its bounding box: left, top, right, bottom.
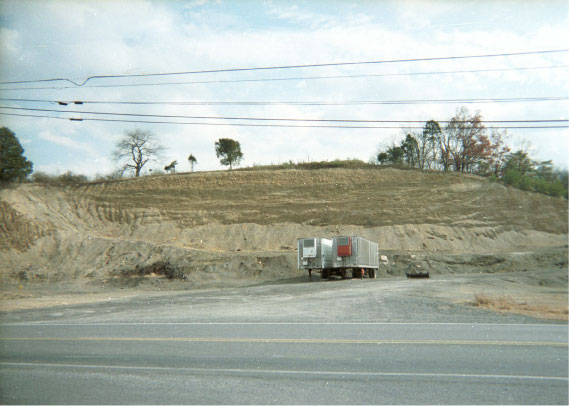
1, 167, 567, 313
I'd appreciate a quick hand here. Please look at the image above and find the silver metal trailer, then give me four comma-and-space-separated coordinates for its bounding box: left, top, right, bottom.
329, 235, 379, 280
297, 237, 333, 281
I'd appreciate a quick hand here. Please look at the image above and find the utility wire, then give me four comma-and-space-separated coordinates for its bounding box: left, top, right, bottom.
1, 96, 566, 107
1, 65, 567, 91
1, 49, 567, 87
0, 106, 567, 124
1, 112, 566, 130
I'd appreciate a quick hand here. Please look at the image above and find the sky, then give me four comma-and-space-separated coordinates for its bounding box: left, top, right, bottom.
0, 0, 568, 177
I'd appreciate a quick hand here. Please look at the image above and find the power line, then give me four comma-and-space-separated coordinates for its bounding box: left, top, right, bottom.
1, 111, 566, 130
0, 105, 566, 124
1, 65, 567, 91
1, 49, 567, 87
1, 96, 566, 107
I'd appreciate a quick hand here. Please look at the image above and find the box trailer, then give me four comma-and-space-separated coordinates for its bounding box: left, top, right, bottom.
297, 237, 333, 281
329, 236, 379, 279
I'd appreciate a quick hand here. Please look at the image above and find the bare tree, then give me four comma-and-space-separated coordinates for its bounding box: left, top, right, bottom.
113, 129, 163, 177
486, 129, 511, 177
436, 129, 452, 172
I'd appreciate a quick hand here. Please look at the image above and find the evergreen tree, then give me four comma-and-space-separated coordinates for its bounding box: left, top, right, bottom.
0, 127, 33, 182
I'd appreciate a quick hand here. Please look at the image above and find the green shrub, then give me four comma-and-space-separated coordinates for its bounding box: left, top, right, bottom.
57, 172, 88, 185
548, 181, 567, 198
31, 172, 55, 184
32, 171, 88, 186
503, 168, 521, 187
518, 176, 534, 191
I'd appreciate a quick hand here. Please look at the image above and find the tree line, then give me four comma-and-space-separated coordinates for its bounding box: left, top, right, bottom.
375, 107, 568, 198
112, 129, 243, 177
1, 117, 567, 199
0, 126, 245, 184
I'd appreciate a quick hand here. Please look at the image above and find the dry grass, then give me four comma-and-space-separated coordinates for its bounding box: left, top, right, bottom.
71, 167, 568, 233
473, 293, 569, 321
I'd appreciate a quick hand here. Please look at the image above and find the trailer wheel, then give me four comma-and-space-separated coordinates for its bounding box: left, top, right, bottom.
370, 269, 376, 279
340, 269, 346, 280
321, 269, 329, 280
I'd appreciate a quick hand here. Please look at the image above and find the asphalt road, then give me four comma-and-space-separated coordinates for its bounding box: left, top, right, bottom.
1, 280, 567, 404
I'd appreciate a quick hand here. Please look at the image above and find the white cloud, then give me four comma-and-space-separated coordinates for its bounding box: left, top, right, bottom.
37, 130, 94, 154
267, 4, 338, 29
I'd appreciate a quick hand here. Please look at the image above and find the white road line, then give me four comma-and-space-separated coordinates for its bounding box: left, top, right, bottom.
1, 322, 567, 327
1, 336, 567, 346
1, 362, 567, 382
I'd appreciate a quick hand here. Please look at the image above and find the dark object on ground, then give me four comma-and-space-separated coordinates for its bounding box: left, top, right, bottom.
406, 271, 430, 279
125, 261, 186, 280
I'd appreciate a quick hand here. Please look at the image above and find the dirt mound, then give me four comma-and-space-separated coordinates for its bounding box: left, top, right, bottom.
0, 167, 567, 294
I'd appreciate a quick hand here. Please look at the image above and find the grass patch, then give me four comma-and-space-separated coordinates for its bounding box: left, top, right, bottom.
237, 159, 373, 171
474, 294, 514, 310
473, 293, 568, 321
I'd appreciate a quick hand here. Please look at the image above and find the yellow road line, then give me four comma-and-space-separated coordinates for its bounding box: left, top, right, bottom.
1, 337, 567, 347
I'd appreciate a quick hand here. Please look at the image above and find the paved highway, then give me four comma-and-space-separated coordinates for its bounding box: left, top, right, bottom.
1, 280, 567, 404
1, 322, 567, 404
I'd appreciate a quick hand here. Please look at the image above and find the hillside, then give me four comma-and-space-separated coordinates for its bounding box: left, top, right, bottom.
0, 166, 567, 297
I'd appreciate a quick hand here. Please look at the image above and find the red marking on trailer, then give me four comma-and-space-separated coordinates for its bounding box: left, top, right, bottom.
337, 236, 352, 256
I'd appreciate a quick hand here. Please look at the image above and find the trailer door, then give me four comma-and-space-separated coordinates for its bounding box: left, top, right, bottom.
302, 238, 317, 258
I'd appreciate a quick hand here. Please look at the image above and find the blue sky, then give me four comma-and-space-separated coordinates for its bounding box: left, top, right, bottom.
1, 0, 568, 176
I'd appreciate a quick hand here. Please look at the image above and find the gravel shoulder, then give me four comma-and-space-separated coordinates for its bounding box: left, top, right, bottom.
1, 268, 567, 323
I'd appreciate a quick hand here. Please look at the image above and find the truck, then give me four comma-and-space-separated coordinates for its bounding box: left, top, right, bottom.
297, 237, 333, 281
298, 235, 379, 281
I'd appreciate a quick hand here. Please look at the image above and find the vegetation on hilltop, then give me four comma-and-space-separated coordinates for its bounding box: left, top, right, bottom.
23, 157, 569, 201
375, 108, 568, 198
1, 111, 566, 200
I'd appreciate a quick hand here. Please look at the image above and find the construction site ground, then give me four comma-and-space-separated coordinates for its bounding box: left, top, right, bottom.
1, 167, 567, 321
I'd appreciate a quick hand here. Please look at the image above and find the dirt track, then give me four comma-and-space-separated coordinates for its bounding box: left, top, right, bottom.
0, 167, 567, 319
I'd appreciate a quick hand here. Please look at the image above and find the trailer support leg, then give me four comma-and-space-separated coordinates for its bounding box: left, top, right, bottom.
308, 269, 312, 282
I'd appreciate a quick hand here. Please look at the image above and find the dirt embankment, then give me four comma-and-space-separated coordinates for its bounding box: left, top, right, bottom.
0, 167, 567, 317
